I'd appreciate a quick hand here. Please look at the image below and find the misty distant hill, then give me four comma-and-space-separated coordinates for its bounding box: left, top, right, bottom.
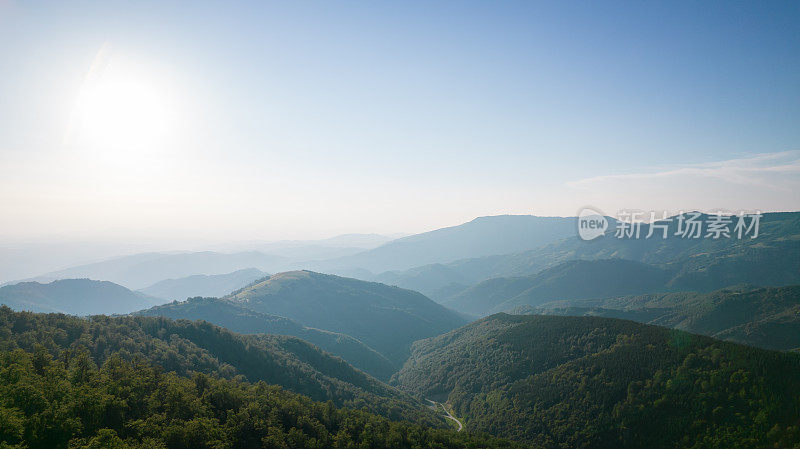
38, 251, 290, 289
314, 215, 579, 274
527, 284, 800, 351
0, 279, 163, 315
138, 268, 267, 300
12, 215, 583, 290
225, 271, 468, 366
383, 211, 800, 300
1, 233, 395, 286
207, 233, 396, 259
444, 259, 672, 315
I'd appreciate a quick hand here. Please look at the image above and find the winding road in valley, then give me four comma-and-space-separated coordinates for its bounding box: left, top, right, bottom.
427, 399, 463, 432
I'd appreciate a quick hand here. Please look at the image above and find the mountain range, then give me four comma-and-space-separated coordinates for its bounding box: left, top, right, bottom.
2, 212, 800, 448
34, 251, 289, 290
0, 270, 468, 379
7, 213, 799, 303
4, 215, 582, 290
311, 215, 579, 274
376, 211, 800, 301
444, 258, 672, 315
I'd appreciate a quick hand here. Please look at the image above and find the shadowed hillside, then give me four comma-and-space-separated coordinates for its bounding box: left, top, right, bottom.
135, 296, 396, 380
225, 271, 467, 366
526, 284, 800, 351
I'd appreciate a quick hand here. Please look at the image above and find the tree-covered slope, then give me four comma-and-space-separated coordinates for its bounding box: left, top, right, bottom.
134, 296, 396, 380
393, 314, 800, 448
0, 279, 164, 316
0, 330, 520, 449
225, 271, 467, 366
0, 307, 424, 422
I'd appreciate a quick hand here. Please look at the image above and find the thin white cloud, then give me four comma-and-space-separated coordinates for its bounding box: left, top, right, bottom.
568, 150, 800, 191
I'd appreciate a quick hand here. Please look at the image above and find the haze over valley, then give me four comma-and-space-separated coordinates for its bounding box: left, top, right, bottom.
1, 1, 799, 448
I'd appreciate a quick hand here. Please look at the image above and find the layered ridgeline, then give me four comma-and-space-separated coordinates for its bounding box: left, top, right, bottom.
137, 268, 267, 301
135, 297, 396, 380
33, 251, 290, 290
0, 279, 164, 315
445, 213, 800, 315
385, 211, 800, 301
444, 259, 671, 316
526, 284, 800, 351
8, 215, 580, 290
0, 307, 519, 449
223, 271, 467, 366
315, 215, 580, 274
393, 314, 800, 448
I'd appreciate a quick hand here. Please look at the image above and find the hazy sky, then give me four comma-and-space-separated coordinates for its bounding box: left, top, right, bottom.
1, 0, 798, 243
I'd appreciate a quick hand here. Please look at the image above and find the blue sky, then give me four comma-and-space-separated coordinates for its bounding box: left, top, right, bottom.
0, 1, 798, 242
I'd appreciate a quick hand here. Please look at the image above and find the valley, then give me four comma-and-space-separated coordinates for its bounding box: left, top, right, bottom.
1, 213, 799, 448
3, 4, 797, 447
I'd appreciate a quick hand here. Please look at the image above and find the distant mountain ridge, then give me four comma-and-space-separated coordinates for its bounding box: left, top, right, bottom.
527, 284, 800, 351
138, 267, 268, 300
314, 215, 579, 274
38, 251, 290, 289
0, 278, 164, 315
8, 215, 582, 290
394, 211, 800, 302
444, 259, 671, 315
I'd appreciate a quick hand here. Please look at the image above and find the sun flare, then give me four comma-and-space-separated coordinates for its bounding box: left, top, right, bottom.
66, 46, 175, 151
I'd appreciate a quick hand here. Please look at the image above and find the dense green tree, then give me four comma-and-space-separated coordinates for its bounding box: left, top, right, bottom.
395, 314, 800, 448
0, 306, 428, 423
0, 311, 520, 449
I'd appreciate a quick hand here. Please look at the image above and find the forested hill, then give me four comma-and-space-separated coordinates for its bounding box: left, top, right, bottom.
225, 271, 467, 365
0, 306, 423, 422
135, 296, 396, 380
393, 313, 800, 448
0, 307, 521, 449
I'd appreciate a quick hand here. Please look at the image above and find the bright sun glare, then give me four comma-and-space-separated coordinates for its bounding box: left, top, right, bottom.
66, 44, 175, 151
78, 78, 171, 146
